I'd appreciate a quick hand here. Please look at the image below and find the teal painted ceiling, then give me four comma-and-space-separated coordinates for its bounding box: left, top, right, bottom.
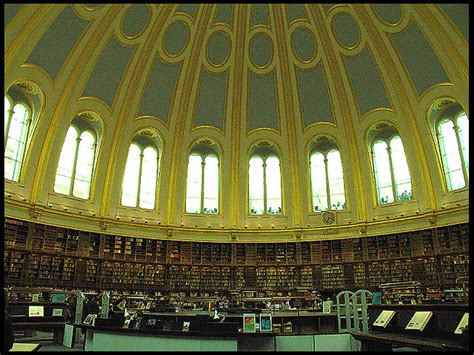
5, 4, 468, 128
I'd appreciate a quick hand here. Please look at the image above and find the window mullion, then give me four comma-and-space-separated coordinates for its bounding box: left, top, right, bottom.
263, 158, 267, 214
4, 108, 14, 150
136, 151, 144, 207
70, 136, 81, 195
15, 117, 32, 180
453, 121, 469, 185
200, 156, 206, 213
324, 154, 331, 210
386, 143, 398, 202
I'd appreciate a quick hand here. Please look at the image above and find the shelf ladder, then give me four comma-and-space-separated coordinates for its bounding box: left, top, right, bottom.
336, 290, 353, 333
336, 289, 372, 333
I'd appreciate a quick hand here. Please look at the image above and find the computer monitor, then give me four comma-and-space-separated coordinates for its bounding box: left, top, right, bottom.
51, 293, 66, 303
28, 305, 44, 317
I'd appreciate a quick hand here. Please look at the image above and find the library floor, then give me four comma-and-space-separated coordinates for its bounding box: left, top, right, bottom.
14, 331, 84, 352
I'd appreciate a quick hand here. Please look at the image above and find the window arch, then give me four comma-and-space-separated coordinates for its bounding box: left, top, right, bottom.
436, 111, 469, 191
370, 125, 413, 205
309, 139, 346, 212
54, 119, 98, 199
4, 92, 33, 182
185, 141, 220, 214
121, 135, 160, 209
248, 142, 282, 215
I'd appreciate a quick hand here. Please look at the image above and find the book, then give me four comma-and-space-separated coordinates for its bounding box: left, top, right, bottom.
243, 314, 256, 333
373, 310, 396, 328
454, 313, 469, 334
405, 311, 433, 331
52, 308, 64, 317
259, 314, 272, 332
371, 291, 383, 305
322, 300, 333, 314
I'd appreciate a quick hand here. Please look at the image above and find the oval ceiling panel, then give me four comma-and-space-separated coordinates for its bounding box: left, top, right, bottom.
207, 31, 231, 66
333, 12, 360, 48
291, 26, 317, 62
373, 4, 403, 25
122, 4, 150, 37
164, 20, 190, 56
250, 32, 273, 68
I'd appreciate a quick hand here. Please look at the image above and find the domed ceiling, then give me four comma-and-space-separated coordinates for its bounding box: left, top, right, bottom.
4, 4, 469, 242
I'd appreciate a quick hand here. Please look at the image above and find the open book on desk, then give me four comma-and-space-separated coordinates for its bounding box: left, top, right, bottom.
454, 313, 468, 335
405, 311, 433, 331
373, 310, 396, 328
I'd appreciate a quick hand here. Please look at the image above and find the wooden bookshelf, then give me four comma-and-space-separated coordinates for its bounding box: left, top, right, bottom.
3, 218, 469, 296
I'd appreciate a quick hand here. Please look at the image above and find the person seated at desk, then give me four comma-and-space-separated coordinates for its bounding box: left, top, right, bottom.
4, 289, 14, 352
129, 309, 144, 329
109, 297, 126, 319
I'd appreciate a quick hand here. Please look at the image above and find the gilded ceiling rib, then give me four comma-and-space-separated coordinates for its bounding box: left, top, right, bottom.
99, 4, 175, 217
229, 4, 247, 228
30, 5, 122, 205
352, 4, 436, 211
166, 5, 214, 225
306, 4, 368, 222
271, 4, 303, 227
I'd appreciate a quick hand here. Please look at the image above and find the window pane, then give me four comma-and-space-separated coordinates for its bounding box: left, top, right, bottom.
121, 144, 141, 207
186, 154, 202, 213
5, 96, 11, 133
457, 113, 469, 177
54, 127, 78, 194
139, 147, 158, 209
54, 175, 71, 195
373, 140, 394, 204
73, 180, 89, 200
310, 152, 328, 211
266, 156, 282, 214
327, 150, 346, 210
203, 155, 219, 214
249, 157, 264, 214
439, 120, 465, 190
390, 136, 413, 201
73, 131, 95, 199
4, 104, 29, 181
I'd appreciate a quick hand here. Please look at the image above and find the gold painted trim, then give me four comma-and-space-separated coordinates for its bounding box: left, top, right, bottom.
306, 4, 368, 222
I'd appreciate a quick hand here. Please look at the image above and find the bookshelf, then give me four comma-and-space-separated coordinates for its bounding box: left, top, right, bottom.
3, 218, 469, 297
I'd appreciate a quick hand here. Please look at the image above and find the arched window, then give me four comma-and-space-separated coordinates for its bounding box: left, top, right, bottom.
310, 146, 346, 212
185, 148, 219, 214
4, 95, 32, 181
248, 143, 282, 215
437, 112, 469, 191
54, 123, 97, 199
370, 125, 413, 204
121, 140, 159, 209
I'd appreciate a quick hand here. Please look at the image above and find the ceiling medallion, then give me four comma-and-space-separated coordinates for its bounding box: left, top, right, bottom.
199, 138, 213, 146
17, 82, 38, 95
79, 111, 99, 122
375, 123, 389, 130
322, 211, 336, 225
433, 98, 455, 111
139, 129, 156, 137
257, 141, 271, 147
